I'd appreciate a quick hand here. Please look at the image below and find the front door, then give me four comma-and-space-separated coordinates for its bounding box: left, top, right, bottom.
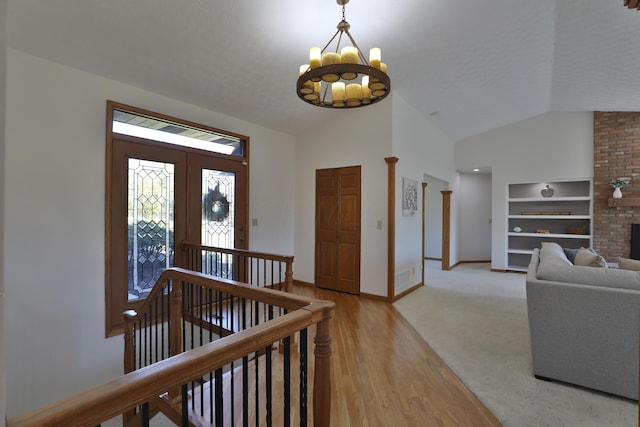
315, 166, 361, 294
188, 153, 248, 251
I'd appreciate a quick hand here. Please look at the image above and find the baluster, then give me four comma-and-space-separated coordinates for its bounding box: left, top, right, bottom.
255, 258, 260, 289
300, 328, 308, 427
148, 303, 154, 364
230, 295, 236, 426
161, 291, 166, 360
284, 336, 291, 427
137, 318, 142, 370
181, 384, 189, 427
266, 343, 273, 427
143, 313, 148, 367
215, 368, 223, 426
141, 402, 150, 427
154, 296, 159, 363
189, 282, 195, 351
242, 353, 249, 424
254, 349, 260, 427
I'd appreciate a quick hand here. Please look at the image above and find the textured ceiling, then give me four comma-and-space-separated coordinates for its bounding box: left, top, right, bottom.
6, 0, 640, 141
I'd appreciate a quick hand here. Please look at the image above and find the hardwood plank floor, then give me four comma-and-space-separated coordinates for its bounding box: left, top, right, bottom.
294, 285, 502, 427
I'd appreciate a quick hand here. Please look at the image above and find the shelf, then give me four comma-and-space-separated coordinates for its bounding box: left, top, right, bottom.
509, 196, 590, 203
509, 215, 590, 219
608, 198, 640, 207
508, 232, 590, 239
507, 179, 592, 270
508, 249, 534, 255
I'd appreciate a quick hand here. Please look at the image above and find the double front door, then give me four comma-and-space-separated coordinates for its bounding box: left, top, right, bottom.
111, 138, 247, 312
315, 166, 361, 294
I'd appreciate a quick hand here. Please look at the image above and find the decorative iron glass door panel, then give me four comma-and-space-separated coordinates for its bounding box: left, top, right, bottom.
201, 170, 235, 249
127, 158, 175, 300
110, 140, 187, 322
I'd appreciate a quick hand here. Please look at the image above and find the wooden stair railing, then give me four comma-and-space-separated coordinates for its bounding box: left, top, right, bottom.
180, 241, 294, 294
7, 268, 334, 427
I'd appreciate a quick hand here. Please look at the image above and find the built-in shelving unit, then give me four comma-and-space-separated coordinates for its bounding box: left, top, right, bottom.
507, 180, 592, 272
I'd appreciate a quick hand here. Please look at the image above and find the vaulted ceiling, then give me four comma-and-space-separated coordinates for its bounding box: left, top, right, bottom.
7, 0, 640, 141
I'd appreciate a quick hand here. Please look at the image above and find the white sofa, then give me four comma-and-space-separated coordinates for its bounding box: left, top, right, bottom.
526, 242, 640, 400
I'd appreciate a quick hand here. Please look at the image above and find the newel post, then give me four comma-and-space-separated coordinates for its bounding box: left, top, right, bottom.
123, 310, 137, 374
313, 307, 334, 427
123, 310, 137, 425
285, 256, 294, 293
170, 278, 183, 356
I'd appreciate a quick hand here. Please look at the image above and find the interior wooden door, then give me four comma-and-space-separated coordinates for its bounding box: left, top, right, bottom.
315, 166, 361, 294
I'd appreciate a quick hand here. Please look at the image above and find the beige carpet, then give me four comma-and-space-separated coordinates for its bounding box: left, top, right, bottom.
393, 262, 636, 427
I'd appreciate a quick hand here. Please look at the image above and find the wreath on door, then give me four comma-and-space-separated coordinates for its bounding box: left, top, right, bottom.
202, 183, 230, 222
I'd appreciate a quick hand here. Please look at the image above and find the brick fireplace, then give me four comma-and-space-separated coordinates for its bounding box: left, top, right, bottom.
593, 111, 640, 261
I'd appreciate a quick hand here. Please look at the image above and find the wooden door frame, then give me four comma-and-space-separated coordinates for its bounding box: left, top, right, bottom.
421, 182, 428, 286
385, 157, 399, 301
441, 190, 453, 270
105, 100, 251, 337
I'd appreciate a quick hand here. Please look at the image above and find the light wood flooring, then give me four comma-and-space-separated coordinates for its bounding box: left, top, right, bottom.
182, 284, 502, 426
294, 285, 502, 427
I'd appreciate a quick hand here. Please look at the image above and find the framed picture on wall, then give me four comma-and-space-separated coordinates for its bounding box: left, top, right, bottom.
402, 177, 418, 216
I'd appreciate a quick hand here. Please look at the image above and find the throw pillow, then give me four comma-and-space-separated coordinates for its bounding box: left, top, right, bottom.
574, 247, 608, 268
539, 242, 572, 266
563, 248, 578, 264
618, 257, 640, 271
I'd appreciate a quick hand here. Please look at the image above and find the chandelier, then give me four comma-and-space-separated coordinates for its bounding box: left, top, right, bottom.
296, 0, 391, 108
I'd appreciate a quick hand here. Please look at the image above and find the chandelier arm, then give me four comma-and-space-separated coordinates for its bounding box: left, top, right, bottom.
336, 31, 345, 53
320, 29, 342, 54
344, 29, 370, 66
320, 84, 329, 105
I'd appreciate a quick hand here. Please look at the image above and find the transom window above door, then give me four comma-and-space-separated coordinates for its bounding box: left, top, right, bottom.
112, 108, 246, 157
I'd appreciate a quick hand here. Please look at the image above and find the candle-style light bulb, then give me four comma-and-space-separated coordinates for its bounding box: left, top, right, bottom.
369, 48, 381, 69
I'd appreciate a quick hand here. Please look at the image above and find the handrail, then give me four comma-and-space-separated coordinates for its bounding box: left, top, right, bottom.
180, 241, 295, 294
8, 269, 335, 427
181, 241, 294, 265
135, 267, 305, 314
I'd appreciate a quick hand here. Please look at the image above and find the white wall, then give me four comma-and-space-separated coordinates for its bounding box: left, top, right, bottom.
458, 173, 492, 261
455, 111, 593, 270
0, 0, 7, 422
294, 100, 392, 297
391, 95, 456, 294
4, 49, 296, 417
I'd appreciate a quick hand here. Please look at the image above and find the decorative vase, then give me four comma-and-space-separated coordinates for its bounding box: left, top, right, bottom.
540, 185, 554, 198
613, 187, 623, 199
